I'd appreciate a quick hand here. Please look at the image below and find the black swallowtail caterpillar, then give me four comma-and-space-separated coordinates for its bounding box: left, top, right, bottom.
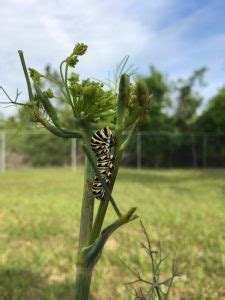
91, 127, 115, 200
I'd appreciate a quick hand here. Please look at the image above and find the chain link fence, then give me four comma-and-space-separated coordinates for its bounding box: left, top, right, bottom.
123, 132, 225, 168
0, 130, 225, 171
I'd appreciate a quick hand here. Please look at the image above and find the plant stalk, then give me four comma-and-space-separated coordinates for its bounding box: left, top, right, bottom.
90, 148, 123, 243
77, 156, 95, 250
18, 50, 34, 101
74, 265, 93, 300
75, 142, 94, 300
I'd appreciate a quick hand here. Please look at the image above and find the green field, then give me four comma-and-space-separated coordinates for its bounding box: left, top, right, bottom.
0, 168, 225, 299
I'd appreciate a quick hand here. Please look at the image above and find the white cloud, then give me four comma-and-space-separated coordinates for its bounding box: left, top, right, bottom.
0, 0, 152, 116
0, 0, 225, 116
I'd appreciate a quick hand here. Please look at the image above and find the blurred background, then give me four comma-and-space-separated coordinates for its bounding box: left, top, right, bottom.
0, 1, 225, 300
1, 0, 225, 170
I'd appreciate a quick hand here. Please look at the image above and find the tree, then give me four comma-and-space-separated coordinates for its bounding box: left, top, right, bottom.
173, 67, 207, 132
140, 65, 171, 131
196, 87, 225, 133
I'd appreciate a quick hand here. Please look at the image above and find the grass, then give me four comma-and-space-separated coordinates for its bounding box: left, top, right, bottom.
0, 168, 225, 299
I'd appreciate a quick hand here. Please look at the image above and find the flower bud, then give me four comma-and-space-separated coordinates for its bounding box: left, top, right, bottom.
135, 80, 149, 106
117, 74, 130, 128
83, 85, 97, 100
43, 88, 54, 99
66, 56, 79, 67
73, 43, 88, 56
29, 68, 43, 82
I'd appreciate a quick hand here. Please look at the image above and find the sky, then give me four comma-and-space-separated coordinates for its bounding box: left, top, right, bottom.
0, 0, 225, 116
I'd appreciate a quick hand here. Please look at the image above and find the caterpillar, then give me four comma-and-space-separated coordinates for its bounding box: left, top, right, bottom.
91, 127, 115, 200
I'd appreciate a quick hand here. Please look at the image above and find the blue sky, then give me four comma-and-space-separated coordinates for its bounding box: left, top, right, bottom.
0, 0, 225, 116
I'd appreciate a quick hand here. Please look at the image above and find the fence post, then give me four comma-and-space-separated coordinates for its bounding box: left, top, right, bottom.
1, 131, 6, 172
191, 134, 197, 168
202, 134, 207, 168
137, 132, 142, 169
71, 138, 77, 171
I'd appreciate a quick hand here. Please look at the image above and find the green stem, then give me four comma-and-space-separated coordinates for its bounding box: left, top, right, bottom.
74, 265, 93, 300
60, 60, 76, 115
120, 122, 138, 151
36, 113, 80, 138
90, 149, 123, 243
78, 156, 95, 250
75, 134, 95, 300
155, 285, 162, 300
65, 63, 74, 106
18, 50, 34, 101
60, 60, 66, 84
33, 83, 81, 137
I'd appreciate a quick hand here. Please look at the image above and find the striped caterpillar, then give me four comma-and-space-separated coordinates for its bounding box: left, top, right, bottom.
91, 127, 115, 200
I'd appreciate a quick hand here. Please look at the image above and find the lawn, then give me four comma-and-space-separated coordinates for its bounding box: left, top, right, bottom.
0, 168, 225, 299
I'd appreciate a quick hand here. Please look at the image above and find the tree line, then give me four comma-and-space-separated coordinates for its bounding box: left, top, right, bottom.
1, 65, 225, 167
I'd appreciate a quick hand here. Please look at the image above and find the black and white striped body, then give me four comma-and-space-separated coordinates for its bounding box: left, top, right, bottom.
91, 127, 114, 200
